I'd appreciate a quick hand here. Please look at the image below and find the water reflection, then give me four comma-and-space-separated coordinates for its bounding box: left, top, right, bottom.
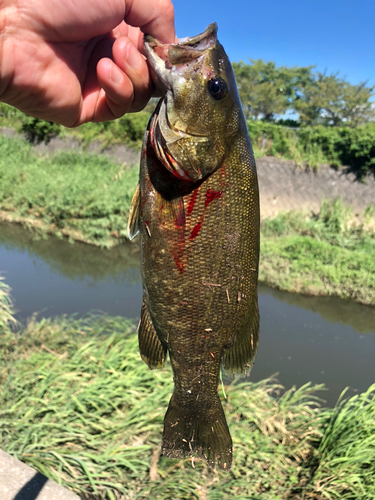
0, 222, 140, 284
251, 289, 375, 405
1, 221, 374, 406
0, 222, 142, 320
260, 283, 375, 334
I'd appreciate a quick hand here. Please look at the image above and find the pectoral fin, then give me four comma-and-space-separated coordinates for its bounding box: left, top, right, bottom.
127, 182, 140, 240
138, 296, 166, 369
222, 299, 259, 378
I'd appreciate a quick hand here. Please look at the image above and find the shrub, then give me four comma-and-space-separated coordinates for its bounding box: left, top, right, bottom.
20, 116, 61, 144
248, 121, 375, 177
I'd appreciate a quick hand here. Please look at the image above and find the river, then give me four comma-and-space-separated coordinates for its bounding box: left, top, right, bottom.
1, 221, 374, 406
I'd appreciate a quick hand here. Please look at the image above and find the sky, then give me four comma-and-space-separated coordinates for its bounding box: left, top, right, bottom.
173, 0, 375, 87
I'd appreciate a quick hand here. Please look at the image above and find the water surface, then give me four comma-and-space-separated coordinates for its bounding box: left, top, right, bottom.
1, 222, 374, 406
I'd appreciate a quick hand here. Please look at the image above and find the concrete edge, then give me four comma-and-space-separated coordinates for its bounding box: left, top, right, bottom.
0, 449, 81, 500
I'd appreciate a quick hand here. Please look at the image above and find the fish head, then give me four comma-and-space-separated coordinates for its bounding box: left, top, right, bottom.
145, 23, 242, 182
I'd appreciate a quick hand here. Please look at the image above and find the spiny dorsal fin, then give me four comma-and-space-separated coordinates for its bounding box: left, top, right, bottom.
127, 182, 140, 240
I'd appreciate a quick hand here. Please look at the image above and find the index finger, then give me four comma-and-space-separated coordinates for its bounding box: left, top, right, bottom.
125, 0, 176, 44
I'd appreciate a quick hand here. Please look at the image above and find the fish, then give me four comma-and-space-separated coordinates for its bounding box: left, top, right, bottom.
127, 23, 260, 470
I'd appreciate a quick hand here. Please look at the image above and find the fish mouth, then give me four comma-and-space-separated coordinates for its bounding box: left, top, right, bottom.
144, 23, 218, 89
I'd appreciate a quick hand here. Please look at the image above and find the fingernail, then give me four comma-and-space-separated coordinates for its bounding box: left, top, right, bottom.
110, 63, 123, 84
126, 43, 143, 69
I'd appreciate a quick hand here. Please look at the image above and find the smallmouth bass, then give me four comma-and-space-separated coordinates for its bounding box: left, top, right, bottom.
128, 23, 260, 470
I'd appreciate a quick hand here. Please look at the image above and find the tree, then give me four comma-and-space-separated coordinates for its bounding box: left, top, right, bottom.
294, 72, 375, 127
232, 59, 375, 127
232, 59, 315, 121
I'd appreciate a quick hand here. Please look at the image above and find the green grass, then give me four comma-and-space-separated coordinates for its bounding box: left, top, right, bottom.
0, 135, 139, 247
260, 200, 375, 306
0, 304, 374, 500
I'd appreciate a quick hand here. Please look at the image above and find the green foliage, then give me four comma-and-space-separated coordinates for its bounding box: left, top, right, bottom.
0, 102, 25, 123
318, 198, 353, 233
1, 313, 374, 499
232, 59, 314, 121
20, 116, 61, 144
0, 102, 150, 148
0, 135, 139, 247
74, 111, 150, 149
295, 72, 375, 127
248, 120, 375, 176
117, 113, 150, 142
1, 93, 375, 177
232, 60, 375, 127
260, 200, 375, 305
276, 118, 300, 127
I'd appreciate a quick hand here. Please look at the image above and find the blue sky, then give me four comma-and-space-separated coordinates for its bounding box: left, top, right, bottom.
173, 0, 375, 87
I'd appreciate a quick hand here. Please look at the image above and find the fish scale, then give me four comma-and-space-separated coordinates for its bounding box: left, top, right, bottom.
128, 23, 259, 469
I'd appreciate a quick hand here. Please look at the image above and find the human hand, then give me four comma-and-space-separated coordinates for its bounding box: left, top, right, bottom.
0, 0, 175, 126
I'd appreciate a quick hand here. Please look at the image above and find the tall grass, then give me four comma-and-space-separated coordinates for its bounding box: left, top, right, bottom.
1, 309, 374, 499
0, 276, 17, 331
314, 385, 375, 498
260, 199, 375, 305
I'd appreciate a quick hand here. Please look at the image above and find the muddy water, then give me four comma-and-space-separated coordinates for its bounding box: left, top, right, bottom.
1, 222, 374, 406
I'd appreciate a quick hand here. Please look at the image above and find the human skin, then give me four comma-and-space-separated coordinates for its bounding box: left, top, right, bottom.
0, 0, 175, 126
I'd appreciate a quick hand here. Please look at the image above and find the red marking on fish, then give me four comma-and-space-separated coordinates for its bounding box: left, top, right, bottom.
173, 254, 184, 274
189, 220, 202, 240
187, 188, 199, 216
174, 209, 186, 230
205, 189, 223, 208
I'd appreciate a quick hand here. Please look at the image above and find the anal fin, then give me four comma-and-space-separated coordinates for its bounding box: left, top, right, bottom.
222, 299, 259, 378
138, 296, 166, 369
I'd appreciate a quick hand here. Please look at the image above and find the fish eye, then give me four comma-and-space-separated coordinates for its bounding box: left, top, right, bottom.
207, 78, 228, 100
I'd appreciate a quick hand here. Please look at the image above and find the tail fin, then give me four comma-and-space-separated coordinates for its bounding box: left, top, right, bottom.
162, 392, 232, 470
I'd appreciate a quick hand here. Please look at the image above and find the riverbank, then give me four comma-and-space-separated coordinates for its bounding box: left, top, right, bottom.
0, 134, 374, 306
0, 134, 138, 248
260, 201, 375, 306
0, 286, 374, 500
